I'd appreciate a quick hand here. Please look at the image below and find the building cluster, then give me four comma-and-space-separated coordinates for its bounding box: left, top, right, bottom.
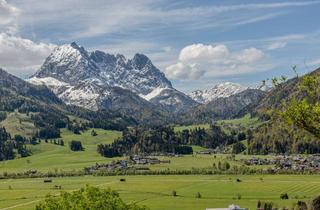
85, 155, 171, 173
241, 157, 276, 165
85, 160, 129, 172
130, 155, 170, 165
241, 155, 320, 171
275, 154, 320, 171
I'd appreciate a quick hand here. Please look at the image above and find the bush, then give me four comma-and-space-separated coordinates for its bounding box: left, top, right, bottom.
232, 141, 246, 154
294, 201, 307, 210
172, 190, 177, 197
280, 193, 289, 200
311, 196, 320, 210
36, 185, 149, 210
195, 192, 201, 199
91, 130, 98, 136
69, 141, 84, 151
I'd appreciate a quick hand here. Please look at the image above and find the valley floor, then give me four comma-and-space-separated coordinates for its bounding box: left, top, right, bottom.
0, 175, 319, 210
0, 126, 319, 210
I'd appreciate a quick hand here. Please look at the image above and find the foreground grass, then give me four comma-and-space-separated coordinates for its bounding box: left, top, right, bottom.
0, 175, 319, 210
0, 129, 122, 173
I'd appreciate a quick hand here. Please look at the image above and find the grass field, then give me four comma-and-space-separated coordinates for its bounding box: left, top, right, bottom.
0, 127, 274, 173
0, 129, 122, 173
0, 175, 319, 210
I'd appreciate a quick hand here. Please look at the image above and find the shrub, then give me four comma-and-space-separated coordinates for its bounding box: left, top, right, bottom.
172, 190, 177, 197
295, 201, 307, 210
280, 193, 289, 200
69, 140, 84, 151
195, 192, 201, 199
311, 196, 320, 210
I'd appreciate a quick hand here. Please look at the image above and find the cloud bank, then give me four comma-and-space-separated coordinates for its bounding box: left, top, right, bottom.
0, 33, 56, 75
165, 44, 265, 80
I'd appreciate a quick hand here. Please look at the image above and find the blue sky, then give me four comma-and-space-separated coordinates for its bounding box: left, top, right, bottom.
0, 0, 320, 92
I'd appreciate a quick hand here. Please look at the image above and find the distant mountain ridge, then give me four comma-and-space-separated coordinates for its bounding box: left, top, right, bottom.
189, 82, 248, 104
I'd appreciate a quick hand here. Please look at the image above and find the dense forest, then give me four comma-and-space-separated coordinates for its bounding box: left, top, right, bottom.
97, 125, 244, 157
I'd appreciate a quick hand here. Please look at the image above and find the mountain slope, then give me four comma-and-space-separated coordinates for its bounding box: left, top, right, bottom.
178, 89, 266, 124
29, 42, 196, 115
0, 68, 63, 112
140, 87, 199, 112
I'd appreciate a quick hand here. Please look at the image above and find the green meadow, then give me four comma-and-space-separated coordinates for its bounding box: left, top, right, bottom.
0, 175, 319, 210
0, 129, 122, 173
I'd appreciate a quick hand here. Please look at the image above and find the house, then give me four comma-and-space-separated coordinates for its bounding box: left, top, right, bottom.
206, 204, 248, 210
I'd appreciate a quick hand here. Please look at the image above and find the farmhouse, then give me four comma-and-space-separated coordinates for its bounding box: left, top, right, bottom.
206, 204, 248, 210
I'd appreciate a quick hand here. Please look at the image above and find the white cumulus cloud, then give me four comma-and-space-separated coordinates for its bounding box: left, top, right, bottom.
165, 43, 265, 80
0, 33, 56, 76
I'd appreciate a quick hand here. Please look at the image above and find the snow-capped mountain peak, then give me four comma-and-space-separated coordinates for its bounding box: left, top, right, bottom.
29, 42, 196, 112
189, 82, 248, 104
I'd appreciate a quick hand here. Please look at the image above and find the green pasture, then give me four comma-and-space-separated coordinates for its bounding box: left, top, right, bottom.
0, 129, 122, 173
0, 175, 319, 210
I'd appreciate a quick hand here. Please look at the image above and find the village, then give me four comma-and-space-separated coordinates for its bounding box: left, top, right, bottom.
84, 155, 171, 173
240, 154, 320, 171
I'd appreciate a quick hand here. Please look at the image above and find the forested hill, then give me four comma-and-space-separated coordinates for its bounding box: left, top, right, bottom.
248, 67, 320, 155
0, 68, 63, 110
253, 67, 320, 116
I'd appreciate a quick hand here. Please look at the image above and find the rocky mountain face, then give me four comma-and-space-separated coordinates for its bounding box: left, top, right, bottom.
189, 82, 248, 104
29, 42, 196, 114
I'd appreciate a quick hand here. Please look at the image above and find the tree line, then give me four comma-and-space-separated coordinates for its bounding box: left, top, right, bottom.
97, 125, 245, 158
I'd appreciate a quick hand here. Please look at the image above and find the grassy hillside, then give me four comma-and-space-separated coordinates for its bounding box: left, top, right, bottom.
0, 112, 37, 137
0, 129, 122, 173
0, 175, 319, 210
217, 114, 261, 128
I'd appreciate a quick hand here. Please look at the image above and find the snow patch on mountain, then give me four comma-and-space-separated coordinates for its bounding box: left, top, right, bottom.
139, 87, 167, 101
27, 77, 69, 88
28, 76, 102, 110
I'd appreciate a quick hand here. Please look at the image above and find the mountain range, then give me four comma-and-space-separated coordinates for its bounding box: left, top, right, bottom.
26, 42, 264, 122
28, 42, 198, 113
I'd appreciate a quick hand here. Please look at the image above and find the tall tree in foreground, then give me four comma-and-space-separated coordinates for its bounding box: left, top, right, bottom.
283, 75, 320, 138
35, 185, 149, 210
